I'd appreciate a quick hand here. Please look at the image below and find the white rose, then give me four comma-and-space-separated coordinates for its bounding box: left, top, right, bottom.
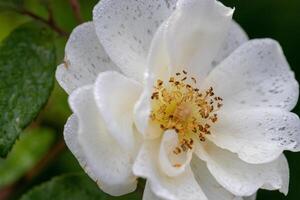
56, 0, 300, 199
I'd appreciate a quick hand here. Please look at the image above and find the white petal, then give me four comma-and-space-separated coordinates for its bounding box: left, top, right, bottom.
133, 22, 170, 138
134, 0, 234, 136
164, 0, 233, 81
159, 130, 193, 177
213, 21, 249, 65
243, 194, 257, 200
93, 0, 177, 82
63, 114, 87, 167
134, 92, 163, 140
56, 22, 119, 94
68, 85, 137, 196
94, 71, 142, 152
133, 140, 207, 200
143, 181, 164, 200
191, 156, 243, 200
204, 39, 299, 111
196, 142, 289, 196
208, 108, 300, 164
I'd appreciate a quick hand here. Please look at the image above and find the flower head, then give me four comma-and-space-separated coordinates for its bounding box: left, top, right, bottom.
56, 0, 300, 199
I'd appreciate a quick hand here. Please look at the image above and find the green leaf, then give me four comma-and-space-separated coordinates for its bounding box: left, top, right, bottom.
20, 173, 141, 200
0, 0, 24, 10
0, 22, 56, 157
0, 128, 55, 187
0, 12, 28, 41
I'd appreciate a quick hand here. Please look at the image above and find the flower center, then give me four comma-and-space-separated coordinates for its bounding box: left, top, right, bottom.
150, 70, 223, 154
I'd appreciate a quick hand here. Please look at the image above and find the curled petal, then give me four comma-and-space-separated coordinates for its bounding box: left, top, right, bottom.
134, 140, 207, 200
68, 86, 137, 196
94, 71, 142, 152
159, 130, 193, 177
56, 22, 119, 94
195, 142, 289, 197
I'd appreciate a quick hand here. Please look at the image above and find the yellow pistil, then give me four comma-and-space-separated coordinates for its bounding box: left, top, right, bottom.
150, 70, 223, 154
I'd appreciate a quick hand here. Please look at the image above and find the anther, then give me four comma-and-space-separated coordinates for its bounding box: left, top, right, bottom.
150, 71, 223, 155
169, 77, 175, 82
173, 164, 182, 168
157, 80, 163, 86
199, 136, 205, 142
191, 77, 197, 84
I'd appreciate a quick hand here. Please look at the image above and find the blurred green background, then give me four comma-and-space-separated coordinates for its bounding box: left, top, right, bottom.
0, 0, 299, 199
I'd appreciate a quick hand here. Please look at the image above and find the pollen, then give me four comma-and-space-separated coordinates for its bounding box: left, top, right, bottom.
150, 70, 223, 154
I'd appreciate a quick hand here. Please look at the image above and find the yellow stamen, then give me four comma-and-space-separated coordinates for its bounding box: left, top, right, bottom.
150, 70, 223, 153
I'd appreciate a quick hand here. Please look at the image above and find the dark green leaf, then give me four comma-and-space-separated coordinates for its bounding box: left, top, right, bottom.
20, 173, 141, 200
0, 128, 55, 187
0, 0, 24, 10
0, 22, 56, 157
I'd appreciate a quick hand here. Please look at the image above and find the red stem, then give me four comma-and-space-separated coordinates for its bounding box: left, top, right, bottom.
69, 0, 83, 24
19, 9, 68, 37
0, 139, 66, 200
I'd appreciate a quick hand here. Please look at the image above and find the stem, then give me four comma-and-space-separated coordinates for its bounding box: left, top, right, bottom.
26, 139, 66, 179
0, 184, 15, 200
0, 139, 66, 200
18, 9, 68, 37
69, 0, 83, 23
